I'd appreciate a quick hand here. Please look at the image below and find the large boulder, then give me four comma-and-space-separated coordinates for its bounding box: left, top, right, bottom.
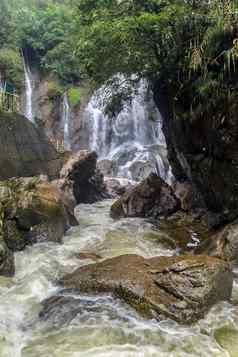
110, 173, 180, 219
54, 254, 232, 324
0, 113, 61, 180
58, 150, 108, 204
0, 177, 76, 252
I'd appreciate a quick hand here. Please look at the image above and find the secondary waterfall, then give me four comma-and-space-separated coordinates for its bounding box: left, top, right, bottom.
62, 92, 71, 150
23, 56, 34, 122
85, 80, 173, 183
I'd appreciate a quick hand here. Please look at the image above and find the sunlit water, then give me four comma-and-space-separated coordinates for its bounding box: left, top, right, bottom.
0, 200, 237, 357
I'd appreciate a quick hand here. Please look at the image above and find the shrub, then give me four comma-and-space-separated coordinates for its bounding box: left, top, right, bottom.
47, 80, 64, 100
0, 48, 24, 90
67, 87, 81, 107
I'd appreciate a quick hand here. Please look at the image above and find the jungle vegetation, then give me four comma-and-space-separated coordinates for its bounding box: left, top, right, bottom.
0, 0, 237, 120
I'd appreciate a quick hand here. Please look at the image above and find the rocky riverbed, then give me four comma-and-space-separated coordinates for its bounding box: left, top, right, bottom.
0, 200, 237, 357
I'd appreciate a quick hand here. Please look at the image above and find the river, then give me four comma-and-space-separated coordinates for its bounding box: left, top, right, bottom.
0, 200, 237, 356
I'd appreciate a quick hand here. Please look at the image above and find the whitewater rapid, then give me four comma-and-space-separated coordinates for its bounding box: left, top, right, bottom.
0, 200, 237, 356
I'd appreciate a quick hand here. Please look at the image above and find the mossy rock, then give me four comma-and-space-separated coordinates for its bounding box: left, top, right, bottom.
3, 220, 26, 251
1, 177, 68, 249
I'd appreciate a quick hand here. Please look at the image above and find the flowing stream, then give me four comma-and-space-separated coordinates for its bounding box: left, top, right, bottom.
22, 56, 34, 123
85, 80, 173, 184
0, 200, 237, 357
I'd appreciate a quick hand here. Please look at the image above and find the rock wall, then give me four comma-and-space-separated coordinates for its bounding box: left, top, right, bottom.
23, 71, 91, 149
0, 112, 61, 180
153, 81, 238, 225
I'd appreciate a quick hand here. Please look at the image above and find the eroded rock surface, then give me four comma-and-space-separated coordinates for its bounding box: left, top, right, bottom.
56, 254, 232, 324
110, 173, 180, 219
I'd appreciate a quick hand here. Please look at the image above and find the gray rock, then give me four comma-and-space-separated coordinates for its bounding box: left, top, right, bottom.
110, 173, 180, 219
0, 112, 61, 180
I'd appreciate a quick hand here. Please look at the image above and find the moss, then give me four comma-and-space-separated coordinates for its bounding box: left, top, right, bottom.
47, 80, 64, 100
0, 48, 24, 90
67, 87, 81, 107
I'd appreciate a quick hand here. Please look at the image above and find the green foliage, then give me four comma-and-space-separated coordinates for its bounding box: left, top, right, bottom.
67, 87, 82, 107
74, 0, 238, 124
47, 80, 64, 100
14, 2, 80, 81
0, 0, 81, 83
0, 0, 237, 125
0, 49, 24, 89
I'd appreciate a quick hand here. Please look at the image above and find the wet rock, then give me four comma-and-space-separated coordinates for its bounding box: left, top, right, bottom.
174, 181, 205, 212
0, 239, 14, 277
105, 177, 134, 198
58, 254, 232, 324
97, 160, 116, 177
129, 160, 155, 182
3, 220, 26, 251
0, 112, 61, 180
0, 177, 75, 250
51, 178, 78, 227
195, 220, 238, 262
110, 173, 180, 219
59, 150, 108, 204
39, 296, 84, 327
74, 252, 102, 261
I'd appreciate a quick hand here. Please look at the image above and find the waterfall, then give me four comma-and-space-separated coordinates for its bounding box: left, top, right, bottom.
85, 80, 174, 184
62, 92, 71, 150
22, 56, 34, 122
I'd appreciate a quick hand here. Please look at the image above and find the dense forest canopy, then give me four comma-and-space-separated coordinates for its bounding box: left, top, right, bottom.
0, 0, 238, 119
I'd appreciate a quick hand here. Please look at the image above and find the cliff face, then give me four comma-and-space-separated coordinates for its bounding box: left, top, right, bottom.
0, 113, 62, 180
154, 82, 238, 224
24, 73, 91, 151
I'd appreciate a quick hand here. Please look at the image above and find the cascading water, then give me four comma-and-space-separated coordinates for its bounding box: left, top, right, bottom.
0, 200, 236, 357
85, 80, 173, 184
22, 56, 34, 122
62, 92, 71, 150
